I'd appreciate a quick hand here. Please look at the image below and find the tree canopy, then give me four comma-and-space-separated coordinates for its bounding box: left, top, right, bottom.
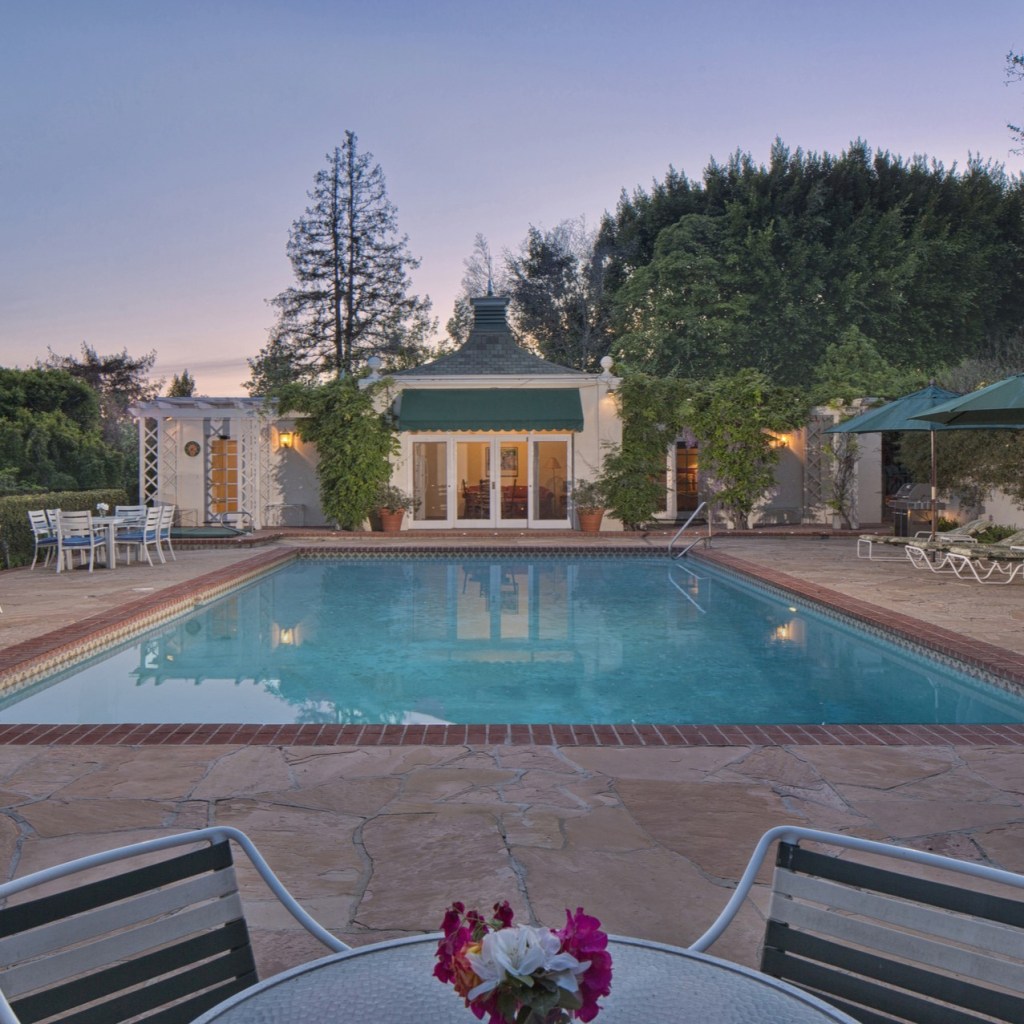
249, 131, 434, 392
601, 141, 1024, 386
504, 218, 613, 370
0, 367, 124, 493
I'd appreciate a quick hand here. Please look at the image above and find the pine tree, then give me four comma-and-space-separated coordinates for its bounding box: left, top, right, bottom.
248, 131, 434, 392
167, 369, 196, 397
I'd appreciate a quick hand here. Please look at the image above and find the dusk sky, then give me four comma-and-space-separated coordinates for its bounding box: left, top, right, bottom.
3, 1, 1023, 395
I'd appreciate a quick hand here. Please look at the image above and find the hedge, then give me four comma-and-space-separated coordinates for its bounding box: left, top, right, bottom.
1, 489, 127, 568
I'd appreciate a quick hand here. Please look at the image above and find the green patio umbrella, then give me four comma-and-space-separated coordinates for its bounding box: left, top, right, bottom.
826, 384, 962, 539
911, 373, 1024, 427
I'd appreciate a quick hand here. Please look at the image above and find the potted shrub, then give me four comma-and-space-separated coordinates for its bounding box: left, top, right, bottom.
375, 483, 418, 533
572, 477, 607, 534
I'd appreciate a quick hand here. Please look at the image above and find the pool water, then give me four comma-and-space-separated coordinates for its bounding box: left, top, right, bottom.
2, 557, 1022, 725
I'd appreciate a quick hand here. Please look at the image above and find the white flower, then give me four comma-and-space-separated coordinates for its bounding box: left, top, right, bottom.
466, 925, 589, 1001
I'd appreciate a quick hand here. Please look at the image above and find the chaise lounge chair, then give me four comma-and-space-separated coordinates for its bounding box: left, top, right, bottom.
906, 541, 1024, 584
858, 517, 994, 560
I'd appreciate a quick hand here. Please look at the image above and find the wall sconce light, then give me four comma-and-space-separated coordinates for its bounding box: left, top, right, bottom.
278, 430, 294, 450
279, 627, 295, 646
767, 432, 790, 449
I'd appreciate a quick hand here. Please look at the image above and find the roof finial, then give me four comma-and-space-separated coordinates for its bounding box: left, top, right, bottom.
486, 273, 494, 297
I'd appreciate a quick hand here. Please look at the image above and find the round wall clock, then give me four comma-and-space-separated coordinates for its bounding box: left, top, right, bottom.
184, 441, 201, 457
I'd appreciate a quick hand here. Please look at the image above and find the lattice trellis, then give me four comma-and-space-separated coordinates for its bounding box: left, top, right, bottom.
203, 418, 230, 523
803, 411, 839, 519
139, 417, 168, 507
256, 422, 271, 529
161, 419, 179, 506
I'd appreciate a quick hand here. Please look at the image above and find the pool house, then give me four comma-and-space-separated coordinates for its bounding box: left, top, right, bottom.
130, 292, 885, 531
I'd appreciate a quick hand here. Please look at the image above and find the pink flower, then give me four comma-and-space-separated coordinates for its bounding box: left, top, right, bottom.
434, 902, 518, 1021
557, 908, 612, 1022
436, 901, 611, 1024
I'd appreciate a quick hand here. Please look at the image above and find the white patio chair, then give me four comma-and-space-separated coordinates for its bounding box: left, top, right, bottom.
26, 510, 56, 570
690, 825, 1024, 1024
157, 503, 177, 561
113, 505, 163, 566
54, 510, 107, 573
0, 826, 349, 1024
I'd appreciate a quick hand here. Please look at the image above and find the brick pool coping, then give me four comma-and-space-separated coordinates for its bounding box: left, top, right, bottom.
0, 544, 1022, 748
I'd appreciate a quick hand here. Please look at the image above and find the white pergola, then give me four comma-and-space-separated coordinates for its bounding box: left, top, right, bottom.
130, 397, 273, 529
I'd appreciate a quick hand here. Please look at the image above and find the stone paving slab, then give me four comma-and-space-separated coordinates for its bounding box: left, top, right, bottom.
0, 532, 1021, 981
0, 740, 1019, 980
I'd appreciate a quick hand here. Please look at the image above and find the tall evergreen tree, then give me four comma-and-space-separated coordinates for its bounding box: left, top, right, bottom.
505, 218, 613, 370
248, 131, 434, 391
1008, 50, 1024, 153
446, 233, 506, 345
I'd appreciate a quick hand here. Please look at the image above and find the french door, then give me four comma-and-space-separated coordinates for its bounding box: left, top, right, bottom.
411, 436, 570, 528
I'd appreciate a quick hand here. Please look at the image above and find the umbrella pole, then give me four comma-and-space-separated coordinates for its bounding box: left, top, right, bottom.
930, 429, 938, 541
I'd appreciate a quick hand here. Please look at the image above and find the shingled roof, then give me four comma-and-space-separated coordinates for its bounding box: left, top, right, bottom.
394, 293, 584, 377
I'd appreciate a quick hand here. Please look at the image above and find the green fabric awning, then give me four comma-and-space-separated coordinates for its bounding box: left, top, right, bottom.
397, 388, 584, 431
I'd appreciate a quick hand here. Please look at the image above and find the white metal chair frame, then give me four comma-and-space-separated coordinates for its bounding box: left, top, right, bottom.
690, 825, 1024, 1024
943, 551, 1024, 585
0, 826, 349, 1024
903, 544, 959, 574
906, 544, 1024, 585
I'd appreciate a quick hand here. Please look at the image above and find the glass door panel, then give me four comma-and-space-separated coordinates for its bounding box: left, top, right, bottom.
413, 442, 447, 522
456, 441, 491, 522
497, 439, 527, 524
533, 440, 568, 522
675, 444, 699, 513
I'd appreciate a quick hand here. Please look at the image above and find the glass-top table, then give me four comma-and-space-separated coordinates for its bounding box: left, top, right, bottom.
192, 934, 858, 1024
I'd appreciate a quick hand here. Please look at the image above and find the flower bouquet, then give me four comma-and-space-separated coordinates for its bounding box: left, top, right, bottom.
96, 502, 109, 515
434, 901, 612, 1024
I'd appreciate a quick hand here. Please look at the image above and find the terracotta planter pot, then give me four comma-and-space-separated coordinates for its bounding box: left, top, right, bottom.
577, 509, 604, 534
378, 509, 406, 533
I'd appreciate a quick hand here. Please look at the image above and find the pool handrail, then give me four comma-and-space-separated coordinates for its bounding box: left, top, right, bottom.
668, 501, 708, 559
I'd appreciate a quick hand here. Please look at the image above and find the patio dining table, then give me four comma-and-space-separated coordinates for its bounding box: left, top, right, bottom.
191, 934, 858, 1024
92, 515, 126, 569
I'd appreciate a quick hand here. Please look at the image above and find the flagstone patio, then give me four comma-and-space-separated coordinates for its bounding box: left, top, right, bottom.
0, 532, 1021, 978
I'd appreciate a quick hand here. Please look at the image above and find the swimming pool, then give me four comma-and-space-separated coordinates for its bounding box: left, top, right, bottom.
2, 556, 1022, 725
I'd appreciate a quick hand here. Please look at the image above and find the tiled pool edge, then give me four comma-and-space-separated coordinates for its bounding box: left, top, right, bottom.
695, 549, 1024, 691
0, 544, 1022, 748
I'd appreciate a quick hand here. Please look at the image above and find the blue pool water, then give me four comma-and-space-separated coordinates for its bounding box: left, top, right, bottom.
2, 557, 1022, 725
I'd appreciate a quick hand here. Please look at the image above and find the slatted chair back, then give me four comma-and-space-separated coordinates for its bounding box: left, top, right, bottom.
0, 840, 254, 1024
113, 504, 147, 527
0, 828, 348, 1024
157, 504, 177, 561
762, 836, 1024, 1024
